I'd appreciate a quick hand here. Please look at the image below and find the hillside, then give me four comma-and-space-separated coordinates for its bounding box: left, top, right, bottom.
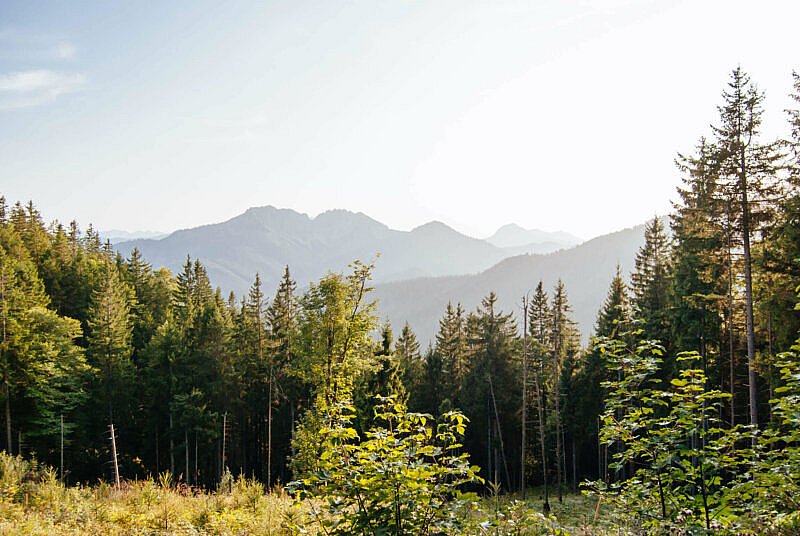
373, 224, 646, 343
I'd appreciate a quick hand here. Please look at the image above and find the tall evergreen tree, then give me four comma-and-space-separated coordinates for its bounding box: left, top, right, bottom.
461, 292, 520, 491
434, 302, 467, 404
86, 263, 134, 426
548, 280, 580, 501
266, 266, 298, 486
527, 281, 551, 511
395, 322, 422, 407
712, 67, 783, 429
630, 217, 672, 352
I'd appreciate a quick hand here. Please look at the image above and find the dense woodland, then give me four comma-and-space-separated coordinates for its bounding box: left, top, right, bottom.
2, 67, 800, 533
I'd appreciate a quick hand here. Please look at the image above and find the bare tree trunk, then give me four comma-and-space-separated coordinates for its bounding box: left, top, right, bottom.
267, 369, 273, 489
572, 436, 577, 491
4, 381, 11, 454
740, 153, 759, 431
521, 298, 528, 497
555, 386, 563, 502
727, 217, 736, 427
155, 425, 159, 474
742, 176, 758, 427
169, 413, 175, 476
221, 412, 227, 475
535, 371, 550, 513
185, 430, 189, 485
110, 424, 120, 488
60, 414, 64, 483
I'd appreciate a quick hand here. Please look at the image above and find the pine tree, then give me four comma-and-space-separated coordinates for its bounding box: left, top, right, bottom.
595, 265, 630, 339
548, 280, 580, 501
361, 321, 406, 420
86, 263, 134, 426
461, 292, 520, 491
266, 266, 298, 486
630, 217, 672, 353
671, 138, 734, 417
529, 282, 550, 346
712, 67, 783, 430
434, 302, 467, 404
523, 281, 551, 509
395, 322, 422, 405
570, 268, 631, 484
123, 248, 170, 360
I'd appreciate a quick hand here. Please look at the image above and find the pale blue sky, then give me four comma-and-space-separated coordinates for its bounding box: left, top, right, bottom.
1, 1, 798, 239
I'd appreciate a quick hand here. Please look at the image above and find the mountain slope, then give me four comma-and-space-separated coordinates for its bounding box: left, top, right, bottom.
373, 224, 646, 344
115, 206, 511, 294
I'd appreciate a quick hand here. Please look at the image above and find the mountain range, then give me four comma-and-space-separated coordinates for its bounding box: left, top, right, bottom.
115, 206, 645, 341
115, 206, 582, 292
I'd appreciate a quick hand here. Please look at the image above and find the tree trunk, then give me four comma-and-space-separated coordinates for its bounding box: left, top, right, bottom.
521, 299, 528, 497
740, 157, 759, 431
185, 430, 189, 485
555, 386, 563, 502
4, 380, 11, 454
535, 372, 550, 513
267, 369, 273, 489
728, 219, 736, 427
169, 412, 175, 476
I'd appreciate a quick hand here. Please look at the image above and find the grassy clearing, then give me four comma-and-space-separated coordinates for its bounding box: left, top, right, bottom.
0, 454, 638, 535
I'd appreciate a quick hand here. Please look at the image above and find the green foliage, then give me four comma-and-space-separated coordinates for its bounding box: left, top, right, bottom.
734, 331, 800, 532
288, 395, 482, 535
586, 329, 748, 533
291, 261, 379, 477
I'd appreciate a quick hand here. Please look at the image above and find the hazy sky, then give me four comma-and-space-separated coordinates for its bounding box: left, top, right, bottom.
1, 1, 798, 239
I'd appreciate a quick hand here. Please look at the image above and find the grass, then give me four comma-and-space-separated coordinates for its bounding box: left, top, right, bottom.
0, 455, 297, 535
0, 453, 635, 535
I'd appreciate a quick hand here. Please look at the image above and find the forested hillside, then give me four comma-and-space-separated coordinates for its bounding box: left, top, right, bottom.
374, 223, 646, 344
1, 67, 800, 533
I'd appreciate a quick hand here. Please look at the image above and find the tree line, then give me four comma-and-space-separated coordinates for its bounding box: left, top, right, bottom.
0, 67, 799, 526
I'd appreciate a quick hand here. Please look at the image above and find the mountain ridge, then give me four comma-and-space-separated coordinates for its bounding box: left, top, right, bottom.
116, 205, 578, 294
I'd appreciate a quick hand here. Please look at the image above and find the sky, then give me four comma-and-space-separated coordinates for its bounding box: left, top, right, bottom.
1, 1, 798, 240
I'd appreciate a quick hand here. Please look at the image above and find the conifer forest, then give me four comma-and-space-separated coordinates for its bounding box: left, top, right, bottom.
2, 68, 800, 534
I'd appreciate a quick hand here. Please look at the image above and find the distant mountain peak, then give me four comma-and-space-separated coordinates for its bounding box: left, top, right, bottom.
411, 220, 452, 232
486, 224, 583, 249
495, 223, 527, 232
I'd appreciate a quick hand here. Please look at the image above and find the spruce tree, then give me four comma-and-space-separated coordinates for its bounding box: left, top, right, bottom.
548, 280, 580, 501
526, 281, 551, 510
671, 138, 734, 416
266, 266, 298, 486
594, 265, 630, 339
395, 322, 422, 406
712, 67, 783, 429
630, 217, 672, 351
461, 292, 520, 491
86, 263, 134, 426
434, 302, 467, 403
